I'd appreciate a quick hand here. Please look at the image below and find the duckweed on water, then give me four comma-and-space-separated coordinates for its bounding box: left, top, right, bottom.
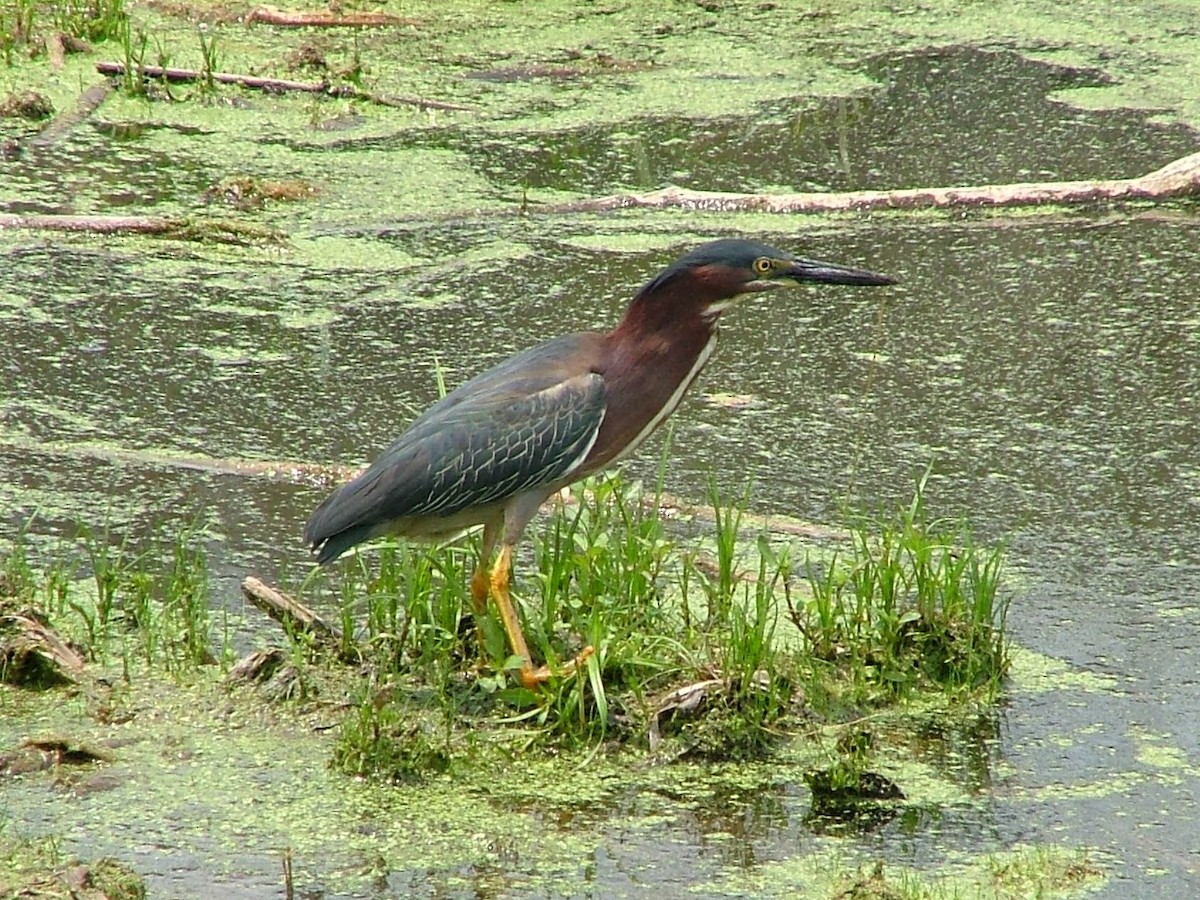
0, 473, 1112, 898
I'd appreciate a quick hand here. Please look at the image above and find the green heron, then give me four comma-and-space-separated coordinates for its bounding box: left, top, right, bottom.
305, 238, 895, 688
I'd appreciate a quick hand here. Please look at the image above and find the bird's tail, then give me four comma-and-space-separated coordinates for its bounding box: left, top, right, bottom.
308, 525, 374, 565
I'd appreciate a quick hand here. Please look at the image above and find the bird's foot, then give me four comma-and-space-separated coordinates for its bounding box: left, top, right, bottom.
518, 645, 595, 690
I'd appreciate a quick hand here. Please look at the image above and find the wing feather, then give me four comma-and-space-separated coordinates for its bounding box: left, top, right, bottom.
304, 339, 607, 559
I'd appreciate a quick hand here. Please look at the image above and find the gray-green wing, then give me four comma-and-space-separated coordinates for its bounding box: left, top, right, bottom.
304, 363, 606, 561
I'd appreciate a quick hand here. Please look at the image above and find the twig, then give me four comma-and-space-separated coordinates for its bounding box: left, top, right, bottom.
281, 848, 294, 900
241, 576, 354, 660
536, 151, 1200, 215
247, 5, 420, 27
95, 61, 473, 111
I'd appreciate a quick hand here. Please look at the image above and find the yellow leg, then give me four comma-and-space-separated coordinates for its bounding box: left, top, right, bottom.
489, 544, 595, 689
469, 564, 491, 658
488, 545, 533, 669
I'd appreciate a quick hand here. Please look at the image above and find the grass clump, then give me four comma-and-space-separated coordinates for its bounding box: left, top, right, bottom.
1, 0, 127, 63
1, 521, 221, 684
53, 0, 128, 43
313, 463, 1009, 777
795, 468, 1008, 705
0, 819, 146, 900
331, 682, 452, 783
829, 845, 1103, 899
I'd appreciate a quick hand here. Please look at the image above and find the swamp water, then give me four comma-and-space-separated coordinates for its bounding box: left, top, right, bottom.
2, 30, 1199, 900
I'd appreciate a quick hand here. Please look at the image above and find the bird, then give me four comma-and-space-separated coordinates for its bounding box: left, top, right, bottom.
304, 238, 896, 688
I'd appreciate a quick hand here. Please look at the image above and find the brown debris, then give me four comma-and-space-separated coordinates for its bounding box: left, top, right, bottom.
229, 646, 289, 683
204, 176, 319, 209
55, 857, 146, 900
0, 90, 54, 120
241, 577, 357, 662
230, 647, 311, 701
0, 737, 112, 776
45, 31, 91, 69
287, 43, 329, 72
0, 608, 85, 686
648, 678, 724, 752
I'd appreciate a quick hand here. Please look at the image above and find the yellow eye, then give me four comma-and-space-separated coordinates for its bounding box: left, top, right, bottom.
753, 257, 773, 274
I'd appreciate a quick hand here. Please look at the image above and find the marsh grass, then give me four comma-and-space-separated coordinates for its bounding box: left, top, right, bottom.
197, 30, 219, 95
1, 522, 219, 680
331, 680, 452, 783
2, 469, 1010, 782
829, 845, 1103, 900
0, 518, 38, 606
794, 468, 1008, 704
1, 0, 127, 58
54, 0, 127, 43
316, 466, 1012, 777
115, 17, 154, 97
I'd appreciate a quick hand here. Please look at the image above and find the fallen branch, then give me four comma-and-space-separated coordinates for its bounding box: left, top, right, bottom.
95, 61, 472, 111
246, 5, 420, 27
0, 213, 176, 235
0, 432, 357, 485
0, 431, 839, 541
539, 150, 1200, 215
0, 212, 284, 244
26, 82, 113, 150
241, 576, 356, 660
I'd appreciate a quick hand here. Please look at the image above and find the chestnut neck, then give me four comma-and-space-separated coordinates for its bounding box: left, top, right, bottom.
609, 262, 744, 343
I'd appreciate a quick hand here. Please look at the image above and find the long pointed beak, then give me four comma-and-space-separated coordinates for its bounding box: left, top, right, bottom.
783, 257, 898, 287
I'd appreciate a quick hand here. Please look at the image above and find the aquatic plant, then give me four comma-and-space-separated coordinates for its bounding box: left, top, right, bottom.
0, 464, 1009, 781
795, 468, 1009, 704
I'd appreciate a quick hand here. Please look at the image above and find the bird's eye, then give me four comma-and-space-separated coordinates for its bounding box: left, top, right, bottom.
753, 257, 773, 274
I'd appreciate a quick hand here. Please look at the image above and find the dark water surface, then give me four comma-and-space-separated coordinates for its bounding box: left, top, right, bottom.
3, 46, 1200, 897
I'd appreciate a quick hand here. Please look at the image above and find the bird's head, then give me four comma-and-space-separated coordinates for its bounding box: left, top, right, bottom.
627, 238, 897, 326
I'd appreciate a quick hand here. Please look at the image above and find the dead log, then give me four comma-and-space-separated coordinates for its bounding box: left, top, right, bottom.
539, 150, 1200, 215
241, 576, 356, 661
0, 610, 85, 686
26, 82, 113, 150
246, 5, 420, 27
0, 431, 357, 485
0, 212, 284, 244
0, 213, 176, 235
95, 61, 473, 111
0, 431, 838, 541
